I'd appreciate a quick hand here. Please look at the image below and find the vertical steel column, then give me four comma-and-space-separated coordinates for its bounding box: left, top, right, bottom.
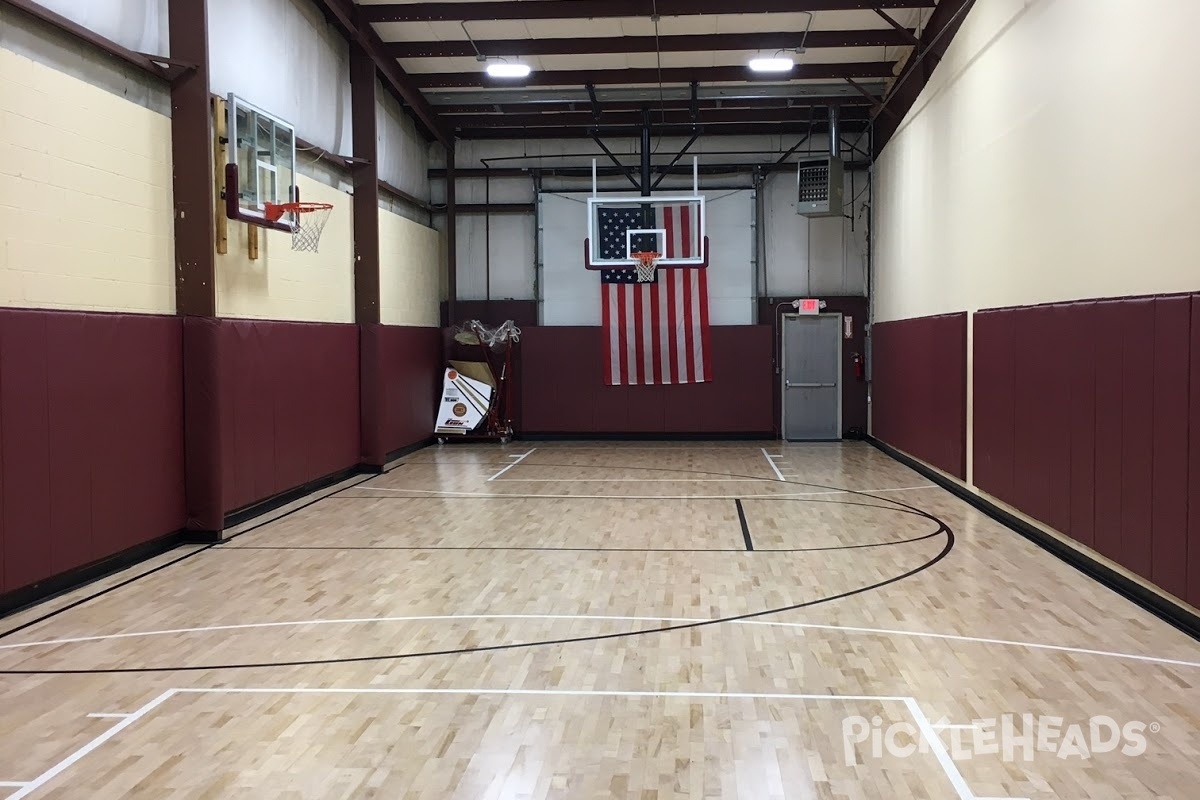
351, 44, 381, 326
445, 148, 458, 325
640, 109, 652, 196
169, 0, 224, 536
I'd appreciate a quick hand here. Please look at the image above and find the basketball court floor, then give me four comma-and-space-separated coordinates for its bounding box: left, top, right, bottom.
0, 442, 1197, 799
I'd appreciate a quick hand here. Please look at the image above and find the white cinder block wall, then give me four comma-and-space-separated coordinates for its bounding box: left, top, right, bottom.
0, 47, 175, 314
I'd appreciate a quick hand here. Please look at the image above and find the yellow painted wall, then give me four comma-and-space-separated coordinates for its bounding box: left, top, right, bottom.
379, 207, 443, 327
215, 176, 354, 322
874, 0, 1200, 324
0, 47, 174, 313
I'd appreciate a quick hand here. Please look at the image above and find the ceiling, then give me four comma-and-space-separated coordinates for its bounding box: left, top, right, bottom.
350, 0, 941, 141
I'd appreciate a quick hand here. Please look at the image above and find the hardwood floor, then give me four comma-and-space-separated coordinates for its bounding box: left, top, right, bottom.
0, 442, 1197, 799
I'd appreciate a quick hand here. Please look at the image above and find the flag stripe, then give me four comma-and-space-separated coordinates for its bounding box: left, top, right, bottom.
698, 267, 712, 380
649, 280, 663, 383
682, 267, 696, 382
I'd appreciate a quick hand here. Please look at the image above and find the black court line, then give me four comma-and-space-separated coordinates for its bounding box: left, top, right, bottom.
735, 499, 754, 551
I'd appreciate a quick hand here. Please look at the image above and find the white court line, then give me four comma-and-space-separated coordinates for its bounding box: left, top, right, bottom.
7, 690, 175, 800
486, 449, 535, 482
346, 486, 936, 500
86, 713, 131, 719
761, 447, 787, 481
3, 613, 1197, 671
904, 698, 979, 800
495, 478, 775, 482
0, 783, 30, 789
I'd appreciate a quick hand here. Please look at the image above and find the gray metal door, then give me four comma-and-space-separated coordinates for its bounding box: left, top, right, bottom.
782, 314, 842, 441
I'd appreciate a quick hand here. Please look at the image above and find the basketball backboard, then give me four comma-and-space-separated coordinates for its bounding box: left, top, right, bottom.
584, 195, 708, 270
224, 94, 297, 230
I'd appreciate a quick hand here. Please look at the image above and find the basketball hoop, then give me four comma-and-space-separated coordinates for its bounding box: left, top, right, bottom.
265, 202, 334, 253
632, 251, 660, 283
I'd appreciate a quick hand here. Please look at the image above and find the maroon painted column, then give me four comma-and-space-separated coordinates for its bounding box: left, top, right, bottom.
350, 43, 387, 468
445, 147, 458, 326
169, 0, 224, 535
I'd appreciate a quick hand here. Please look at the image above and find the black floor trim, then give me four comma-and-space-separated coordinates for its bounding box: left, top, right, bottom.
0, 530, 198, 622
223, 466, 363, 529
868, 435, 1200, 642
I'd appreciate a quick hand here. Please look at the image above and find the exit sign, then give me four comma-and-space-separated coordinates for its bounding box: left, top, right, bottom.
795, 298, 821, 315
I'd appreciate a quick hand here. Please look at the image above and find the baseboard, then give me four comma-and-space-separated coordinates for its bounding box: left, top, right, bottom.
520, 432, 777, 441
868, 436, 1200, 643
0, 529, 187, 619
223, 465, 363, 529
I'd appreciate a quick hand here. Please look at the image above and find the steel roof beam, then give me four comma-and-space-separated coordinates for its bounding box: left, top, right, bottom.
387, 29, 914, 59
414, 62, 897, 89
362, 1, 935, 23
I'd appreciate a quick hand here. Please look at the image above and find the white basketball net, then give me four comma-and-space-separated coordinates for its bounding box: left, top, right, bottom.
633, 252, 660, 283
454, 320, 522, 350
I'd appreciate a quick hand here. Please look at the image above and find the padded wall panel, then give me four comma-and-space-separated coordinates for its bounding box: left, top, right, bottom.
1011, 307, 1054, 523
519, 327, 772, 434
0, 313, 52, 590
1189, 295, 1200, 608
1043, 305, 1074, 536
1092, 301, 1125, 563
0, 309, 185, 594
377, 325, 442, 457
1151, 296, 1190, 599
872, 314, 967, 479
1120, 300, 1156, 580
972, 310, 1016, 501
220, 320, 360, 514
1065, 302, 1097, 549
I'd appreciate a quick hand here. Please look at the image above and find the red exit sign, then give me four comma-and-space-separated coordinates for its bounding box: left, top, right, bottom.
795, 298, 821, 315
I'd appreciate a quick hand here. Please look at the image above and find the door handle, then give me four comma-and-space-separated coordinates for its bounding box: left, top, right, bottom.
786, 381, 836, 388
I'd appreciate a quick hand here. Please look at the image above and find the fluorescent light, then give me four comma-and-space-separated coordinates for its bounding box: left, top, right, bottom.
748, 57, 794, 73
486, 62, 531, 78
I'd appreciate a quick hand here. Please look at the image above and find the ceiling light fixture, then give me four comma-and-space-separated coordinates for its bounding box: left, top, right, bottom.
485, 61, 532, 78
748, 57, 794, 73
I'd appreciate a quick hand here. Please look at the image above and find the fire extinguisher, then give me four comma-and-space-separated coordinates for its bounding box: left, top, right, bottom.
852, 352, 864, 380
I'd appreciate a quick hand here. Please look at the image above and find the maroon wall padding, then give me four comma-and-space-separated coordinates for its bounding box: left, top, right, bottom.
973, 292, 1199, 606
872, 312, 967, 479
519, 326, 773, 434
1189, 295, 1200, 609
1120, 299, 1156, 579
183, 317, 225, 532
219, 320, 360, 514
1151, 296, 1191, 600
0, 309, 185, 593
973, 310, 1016, 503
375, 325, 442, 458
1065, 302, 1097, 550
1091, 300, 1125, 564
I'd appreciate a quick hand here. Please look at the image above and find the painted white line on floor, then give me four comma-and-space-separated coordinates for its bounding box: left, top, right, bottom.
4, 613, 1197, 671
494, 478, 774, 482
0, 783, 30, 789
8, 690, 175, 800
346, 485, 937, 500
486, 449, 535, 482
86, 713, 132, 719
904, 697, 974, 800
761, 447, 787, 481
175, 686, 908, 702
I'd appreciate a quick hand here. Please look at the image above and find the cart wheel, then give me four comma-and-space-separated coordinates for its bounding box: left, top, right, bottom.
500, 435, 511, 445
437, 437, 447, 445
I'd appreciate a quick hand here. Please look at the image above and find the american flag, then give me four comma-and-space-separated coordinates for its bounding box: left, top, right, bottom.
599, 204, 711, 386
